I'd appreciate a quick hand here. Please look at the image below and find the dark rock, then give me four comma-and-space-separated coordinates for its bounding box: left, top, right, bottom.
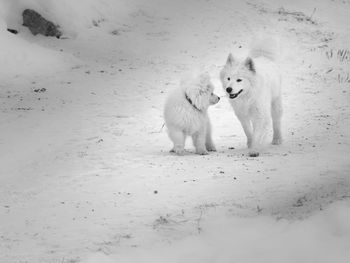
22, 9, 61, 38
248, 151, 259, 157
7, 28, 18, 34
33, 88, 46, 93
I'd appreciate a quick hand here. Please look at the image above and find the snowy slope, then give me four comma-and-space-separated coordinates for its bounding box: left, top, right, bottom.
0, 0, 350, 262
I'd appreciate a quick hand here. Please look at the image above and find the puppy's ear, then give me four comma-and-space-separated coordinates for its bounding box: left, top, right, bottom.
244, 57, 255, 73
226, 53, 235, 65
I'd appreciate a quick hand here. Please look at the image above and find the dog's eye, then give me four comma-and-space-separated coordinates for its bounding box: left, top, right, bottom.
227, 77, 230, 81
237, 79, 242, 82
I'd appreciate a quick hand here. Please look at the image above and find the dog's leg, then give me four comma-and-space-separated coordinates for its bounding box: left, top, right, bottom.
271, 96, 283, 145
249, 113, 269, 157
169, 129, 186, 155
252, 117, 269, 146
237, 114, 253, 148
205, 119, 216, 151
192, 130, 208, 155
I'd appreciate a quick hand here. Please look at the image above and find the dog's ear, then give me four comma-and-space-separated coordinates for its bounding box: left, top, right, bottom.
226, 53, 235, 65
244, 57, 255, 73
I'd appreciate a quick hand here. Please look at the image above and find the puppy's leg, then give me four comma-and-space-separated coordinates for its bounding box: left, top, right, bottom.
192, 129, 208, 155
169, 129, 186, 155
236, 114, 253, 148
205, 119, 216, 152
271, 96, 283, 145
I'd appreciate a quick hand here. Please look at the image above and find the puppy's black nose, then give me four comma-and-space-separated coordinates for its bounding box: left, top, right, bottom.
226, 87, 232, 93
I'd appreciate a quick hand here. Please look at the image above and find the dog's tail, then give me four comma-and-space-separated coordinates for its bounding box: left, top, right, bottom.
249, 36, 280, 61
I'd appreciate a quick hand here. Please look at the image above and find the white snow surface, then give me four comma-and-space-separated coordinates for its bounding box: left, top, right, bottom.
0, 0, 350, 262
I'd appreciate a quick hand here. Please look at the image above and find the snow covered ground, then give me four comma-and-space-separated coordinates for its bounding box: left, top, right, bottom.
0, 0, 350, 262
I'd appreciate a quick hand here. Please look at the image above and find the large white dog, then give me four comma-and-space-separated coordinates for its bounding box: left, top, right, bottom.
220, 39, 283, 157
164, 73, 220, 155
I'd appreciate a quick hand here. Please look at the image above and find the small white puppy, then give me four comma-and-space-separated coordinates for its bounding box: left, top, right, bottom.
220, 38, 283, 157
164, 73, 220, 155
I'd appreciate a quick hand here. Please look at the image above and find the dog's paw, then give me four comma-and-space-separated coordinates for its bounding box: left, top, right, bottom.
272, 138, 282, 145
206, 145, 217, 152
170, 148, 185, 155
196, 149, 209, 155
248, 151, 260, 157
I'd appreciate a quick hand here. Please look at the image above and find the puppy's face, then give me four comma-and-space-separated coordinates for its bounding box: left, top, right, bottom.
186, 74, 220, 111
220, 54, 255, 99
207, 82, 220, 105
209, 91, 220, 105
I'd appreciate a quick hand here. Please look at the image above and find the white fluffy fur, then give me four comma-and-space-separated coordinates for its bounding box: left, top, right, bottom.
164, 73, 220, 155
220, 39, 283, 157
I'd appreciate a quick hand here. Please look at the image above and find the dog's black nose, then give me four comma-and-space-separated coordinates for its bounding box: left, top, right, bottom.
226, 87, 232, 93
